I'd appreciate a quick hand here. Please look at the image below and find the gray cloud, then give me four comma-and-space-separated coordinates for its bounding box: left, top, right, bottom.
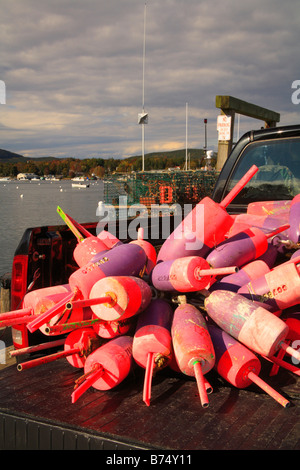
1, 0, 300, 159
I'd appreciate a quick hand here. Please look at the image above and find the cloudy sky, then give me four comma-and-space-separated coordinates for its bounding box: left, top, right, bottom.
1, 0, 300, 160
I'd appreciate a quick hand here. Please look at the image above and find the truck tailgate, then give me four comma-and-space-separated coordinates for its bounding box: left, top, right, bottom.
0, 358, 299, 450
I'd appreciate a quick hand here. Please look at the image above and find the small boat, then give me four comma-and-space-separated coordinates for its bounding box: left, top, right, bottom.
72, 182, 89, 189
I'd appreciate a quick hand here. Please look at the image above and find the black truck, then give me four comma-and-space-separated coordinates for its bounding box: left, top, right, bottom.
0, 124, 300, 451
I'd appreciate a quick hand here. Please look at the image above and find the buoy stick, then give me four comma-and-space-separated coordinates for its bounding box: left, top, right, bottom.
269, 345, 289, 376
27, 291, 76, 333
64, 210, 94, 239
195, 266, 238, 277
268, 354, 300, 377
45, 317, 104, 334
57, 206, 84, 242
265, 224, 290, 239
220, 165, 258, 209
0, 307, 33, 321
71, 364, 104, 403
247, 371, 290, 408
17, 346, 80, 371
220, 165, 259, 208
65, 295, 113, 310
193, 360, 209, 408
279, 341, 300, 363
10, 338, 66, 357
143, 352, 155, 406
0, 314, 38, 328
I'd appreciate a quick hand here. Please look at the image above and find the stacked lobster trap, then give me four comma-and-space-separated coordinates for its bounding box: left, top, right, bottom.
1, 164, 300, 409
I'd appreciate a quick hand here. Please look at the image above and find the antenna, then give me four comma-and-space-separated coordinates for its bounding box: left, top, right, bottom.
138, 3, 148, 172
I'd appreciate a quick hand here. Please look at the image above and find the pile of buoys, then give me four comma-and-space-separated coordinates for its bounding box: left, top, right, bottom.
2, 166, 300, 410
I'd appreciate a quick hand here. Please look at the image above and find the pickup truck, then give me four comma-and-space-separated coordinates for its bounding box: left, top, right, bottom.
0, 123, 300, 451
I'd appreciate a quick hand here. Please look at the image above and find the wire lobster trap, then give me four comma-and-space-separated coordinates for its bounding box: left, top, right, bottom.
104, 170, 218, 207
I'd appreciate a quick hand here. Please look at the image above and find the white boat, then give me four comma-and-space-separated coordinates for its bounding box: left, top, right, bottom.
72, 182, 89, 189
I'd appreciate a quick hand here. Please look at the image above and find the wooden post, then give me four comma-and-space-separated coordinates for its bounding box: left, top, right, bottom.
215, 96, 280, 171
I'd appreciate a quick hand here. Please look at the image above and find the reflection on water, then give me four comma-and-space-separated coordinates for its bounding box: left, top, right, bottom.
0, 179, 104, 274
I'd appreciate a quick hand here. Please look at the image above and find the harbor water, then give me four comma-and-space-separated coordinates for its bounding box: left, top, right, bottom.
0, 179, 104, 276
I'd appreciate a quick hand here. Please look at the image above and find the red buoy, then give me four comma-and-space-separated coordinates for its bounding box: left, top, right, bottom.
157, 165, 258, 262
71, 335, 134, 403
92, 315, 133, 339
132, 299, 173, 406
208, 324, 290, 408
205, 290, 300, 363
171, 298, 215, 407
89, 275, 152, 321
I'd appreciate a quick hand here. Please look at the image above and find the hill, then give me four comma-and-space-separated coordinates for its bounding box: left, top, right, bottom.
0, 149, 26, 163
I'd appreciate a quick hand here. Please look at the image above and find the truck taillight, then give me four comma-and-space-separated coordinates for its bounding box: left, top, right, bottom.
10, 255, 29, 348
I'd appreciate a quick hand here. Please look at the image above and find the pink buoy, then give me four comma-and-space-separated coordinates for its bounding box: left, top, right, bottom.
246, 200, 291, 217
71, 335, 134, 403
208, 324, 290, 408
130, 227, 157, 274
238, 258, 300, 314
171, 299, 215, 407
151, 256, 237, 292
57, 206, 108, 266
157, 165, 259, 262
226, 213, 289, 238
89, 276, 152, 322
205, 290, 300, 363
132, 299, 173, 406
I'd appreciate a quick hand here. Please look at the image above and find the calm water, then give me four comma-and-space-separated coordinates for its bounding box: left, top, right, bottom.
0, 179, 104, 275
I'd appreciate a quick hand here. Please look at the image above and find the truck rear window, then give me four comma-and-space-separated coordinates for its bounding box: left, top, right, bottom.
226, 137, 300, 204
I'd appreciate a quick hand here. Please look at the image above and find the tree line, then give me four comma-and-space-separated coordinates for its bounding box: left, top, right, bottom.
0, 148, 213, 178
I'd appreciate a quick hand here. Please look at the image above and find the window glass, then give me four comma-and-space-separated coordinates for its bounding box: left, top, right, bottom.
226, 138, 300, 204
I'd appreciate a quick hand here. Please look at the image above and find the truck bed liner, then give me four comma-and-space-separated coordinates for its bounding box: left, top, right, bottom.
0, 358, 299, 450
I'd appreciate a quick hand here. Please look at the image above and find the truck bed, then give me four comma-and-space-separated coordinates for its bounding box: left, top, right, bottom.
0, 355, 299, 450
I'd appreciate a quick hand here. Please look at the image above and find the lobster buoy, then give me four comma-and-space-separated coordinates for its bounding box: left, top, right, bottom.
205, 290, 300, 363
157, 165, 258, 262
130, 227, 157, 274
208, 324, 290, 408
132, 299, 173, 406
171, 298, 215, 407
206, 224, 289, 269
92, 315, 133, 339
89, 275, 152, 322
151, 256, 237, 292
209, 259, 271, 293
238, 257, 300, 314
16, 327, 102, 371
71, 335, 134, 403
